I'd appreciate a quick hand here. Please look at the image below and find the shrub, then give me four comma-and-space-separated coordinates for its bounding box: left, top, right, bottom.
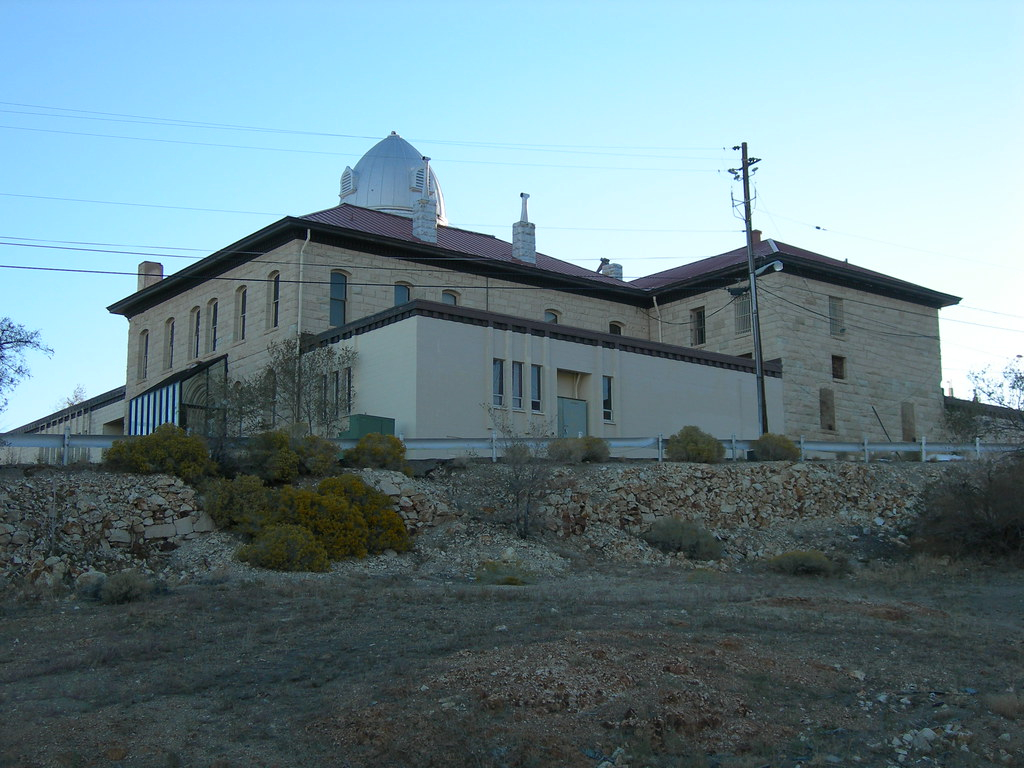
344, 433, 409, 473
295, 434, 340, 476
237, 524, 330, 572
665, 426, 725, 463
912, 458, 1024, 562
475, 560, 532, 585
319, 475, 410, 554
642, 518, 722, 560
767, 550, 842, 576
277, 486, 369, 560
201, 475, 275, 536
103, 424, 216, 485
548, 436, 611, 463
99, 570, 156, 604
244, 430, 301, 484
751, 433, 800, 461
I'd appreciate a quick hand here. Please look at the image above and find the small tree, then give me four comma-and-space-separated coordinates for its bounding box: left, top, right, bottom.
0, 318, 53, 414
226, 338, 356, 438
488, 410, 558, 538
965, 359, 1024, 442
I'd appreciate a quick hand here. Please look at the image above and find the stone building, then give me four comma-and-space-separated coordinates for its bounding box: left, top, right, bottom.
10, 131, 959, 454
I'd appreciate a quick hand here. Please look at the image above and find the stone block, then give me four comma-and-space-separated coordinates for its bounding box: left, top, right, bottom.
173, 517, 194, 536
192, 512, 217, 532
107, 529, 131, 544
144, 523, 177, 539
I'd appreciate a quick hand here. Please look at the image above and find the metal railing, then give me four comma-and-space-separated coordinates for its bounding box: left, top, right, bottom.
1, 430, 1019, 466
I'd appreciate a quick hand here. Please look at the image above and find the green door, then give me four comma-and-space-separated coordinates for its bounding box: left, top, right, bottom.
557, 397, 588, 438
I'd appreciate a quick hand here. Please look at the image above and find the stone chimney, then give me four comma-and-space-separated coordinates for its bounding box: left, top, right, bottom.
411, 156, 438, 243
137, 261, 163, 291
599, 261, 624, 280
512, 193, 536, 265
751, 229, 762, 244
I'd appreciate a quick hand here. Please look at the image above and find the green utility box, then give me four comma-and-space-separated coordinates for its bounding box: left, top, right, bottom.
339, 414, 396, 440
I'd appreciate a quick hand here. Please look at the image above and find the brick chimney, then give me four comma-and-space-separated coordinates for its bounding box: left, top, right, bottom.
751, 229, 762, 244
137, 261, 163, 291
512, 193, 536, 265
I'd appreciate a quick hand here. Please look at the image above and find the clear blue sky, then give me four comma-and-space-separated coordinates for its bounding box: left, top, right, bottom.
1, 0, 1021, 430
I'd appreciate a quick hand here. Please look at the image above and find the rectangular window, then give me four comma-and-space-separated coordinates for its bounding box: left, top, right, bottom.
511, 361, 524, 409
829, 296, 844, 336
165, 320, 175, 370
530, 364, 542, 412
271, 274, 280, 328
602, 375, 613, 421
492, 359, 504, 407
819, 387, 836, 431
330, 272, 347, 326
192, 309, 201, 359
734, 293, 751, 335
690, 306, 706, 346
237, 288, 247, 341
209, 301, 219, 352
138, 332, 149, 381
831, 355, 846, 380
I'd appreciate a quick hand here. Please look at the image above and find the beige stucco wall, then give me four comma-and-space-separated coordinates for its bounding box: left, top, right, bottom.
338, 314, 781, 442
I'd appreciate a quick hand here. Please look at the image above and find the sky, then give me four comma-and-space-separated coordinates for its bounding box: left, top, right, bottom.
1, 0, 1021, 431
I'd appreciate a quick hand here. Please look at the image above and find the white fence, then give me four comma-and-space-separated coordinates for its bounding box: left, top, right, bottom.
1, 430, 1019, 466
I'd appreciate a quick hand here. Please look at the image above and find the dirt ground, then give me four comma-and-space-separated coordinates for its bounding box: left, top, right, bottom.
1, 524, 1022, 768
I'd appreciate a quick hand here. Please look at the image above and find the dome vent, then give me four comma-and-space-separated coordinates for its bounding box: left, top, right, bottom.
338, 132, 446, 224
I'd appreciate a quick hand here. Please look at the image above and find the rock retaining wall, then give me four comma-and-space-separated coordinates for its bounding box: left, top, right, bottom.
0, 462, 952, 585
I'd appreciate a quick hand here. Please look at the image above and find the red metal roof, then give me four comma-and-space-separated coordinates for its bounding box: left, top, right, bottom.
300, 204, 630, 288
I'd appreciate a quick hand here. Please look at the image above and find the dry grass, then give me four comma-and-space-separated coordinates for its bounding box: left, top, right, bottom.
1, 561, 1022, 767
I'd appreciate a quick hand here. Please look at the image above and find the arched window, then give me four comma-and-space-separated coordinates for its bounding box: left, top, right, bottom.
394, 282, 412, 306
330, 271, 348, 326
544, 309, 560, 324
441, 290, 459, 306
235, 286, 247, 342
608, 322, 623, 335
137, 330, 149, 381
206, 299, 219, 352
267, 271, 281, 329
190, 307, 201, 359
164, 318, 175, 370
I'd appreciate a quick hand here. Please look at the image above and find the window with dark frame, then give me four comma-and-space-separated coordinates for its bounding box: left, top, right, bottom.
602, 376, 613, 421
492, 359, 504, 406
530, 364, 542, 411
511, 361, 524, 409
330, 272, 347, 326
831, 355, 846, 380
690, 306, 706, 346
734, 293, 751, 335
829, 296, 845, 336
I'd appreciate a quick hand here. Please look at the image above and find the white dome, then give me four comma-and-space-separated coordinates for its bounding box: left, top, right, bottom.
339, 132, 447, 224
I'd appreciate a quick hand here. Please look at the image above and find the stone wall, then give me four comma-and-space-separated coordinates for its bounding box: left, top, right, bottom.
0, 470, 215, 587
0, 462, 951, 586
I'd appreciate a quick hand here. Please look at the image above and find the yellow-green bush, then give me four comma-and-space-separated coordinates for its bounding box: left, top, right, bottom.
99, 570, 156, 604
344, 433, 409, 473
103, 424, 216, 485
246, 430, 301, 483
475, 560, 532, 585
767, 550, 843, 576
665, 425, 725, 463
548, 436, 611, 463
642, 518, 722, 560
277, 486, 369, 559
751, 433, 800, 461
201, 475, 275, 536
237, 524, 330, 572
319, 474, 410, 553
296, 434, 341, 475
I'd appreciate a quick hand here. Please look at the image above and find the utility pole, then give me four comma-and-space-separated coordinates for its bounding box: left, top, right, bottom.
731, 143, 769, 435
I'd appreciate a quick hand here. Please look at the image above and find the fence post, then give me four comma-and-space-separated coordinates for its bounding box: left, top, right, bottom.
731, 434, 738, 461
863, 436, 869, 463
63, 428, 71, 466
920, 436, 927, 463
490, 430, 497, 463
799, 435, 805, 462
657, 433, 663, 462
975, 436, 981, 461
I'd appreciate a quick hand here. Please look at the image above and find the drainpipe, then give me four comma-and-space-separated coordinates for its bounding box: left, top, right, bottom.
652, 295, 663, 343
